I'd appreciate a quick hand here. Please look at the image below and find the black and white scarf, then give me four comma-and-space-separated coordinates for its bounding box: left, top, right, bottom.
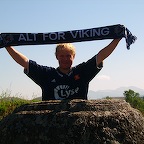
0, 24, 136, 49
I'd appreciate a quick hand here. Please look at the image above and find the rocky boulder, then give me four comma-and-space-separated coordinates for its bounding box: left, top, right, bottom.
0, 99, 144, 144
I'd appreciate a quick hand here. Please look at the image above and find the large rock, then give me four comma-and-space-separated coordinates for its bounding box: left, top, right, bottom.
0, 99, 144, 144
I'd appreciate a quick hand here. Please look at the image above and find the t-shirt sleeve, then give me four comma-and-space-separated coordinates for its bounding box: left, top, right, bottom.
24, 60, 52, 86
77, 54, 103, 83
96, 55, 103, 69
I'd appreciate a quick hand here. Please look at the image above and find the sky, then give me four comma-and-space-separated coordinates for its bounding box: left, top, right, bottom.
0, 0, 144, 100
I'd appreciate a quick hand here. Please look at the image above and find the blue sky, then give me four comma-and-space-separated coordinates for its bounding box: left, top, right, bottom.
0, 0, 144, 99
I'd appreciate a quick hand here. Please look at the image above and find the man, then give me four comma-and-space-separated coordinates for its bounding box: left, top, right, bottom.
6, 38, 121, 100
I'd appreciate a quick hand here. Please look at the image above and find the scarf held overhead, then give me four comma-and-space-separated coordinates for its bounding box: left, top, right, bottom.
0, 24, 136, 49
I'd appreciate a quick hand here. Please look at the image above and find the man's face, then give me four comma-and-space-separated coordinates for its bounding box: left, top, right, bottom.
56, 49, 75, 70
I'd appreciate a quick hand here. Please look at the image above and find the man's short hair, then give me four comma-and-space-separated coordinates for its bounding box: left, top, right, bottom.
55, 43, 76, 56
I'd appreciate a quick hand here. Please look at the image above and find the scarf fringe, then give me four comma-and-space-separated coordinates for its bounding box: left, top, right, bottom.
125, 28, 137, 50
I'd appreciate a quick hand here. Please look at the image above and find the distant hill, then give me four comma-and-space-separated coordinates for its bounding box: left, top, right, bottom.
33, 97, 42, 101
0, 97, 26, 101
88, 86, 144, 100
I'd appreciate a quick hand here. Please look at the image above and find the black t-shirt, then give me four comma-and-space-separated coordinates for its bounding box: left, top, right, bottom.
24, 55, 103, 100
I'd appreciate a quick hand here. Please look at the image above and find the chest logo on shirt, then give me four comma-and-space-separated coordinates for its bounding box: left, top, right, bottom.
74, 74, 80, 80
54, 85, 79, 100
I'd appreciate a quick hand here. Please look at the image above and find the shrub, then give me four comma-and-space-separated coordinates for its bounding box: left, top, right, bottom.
124, 89, 144, 115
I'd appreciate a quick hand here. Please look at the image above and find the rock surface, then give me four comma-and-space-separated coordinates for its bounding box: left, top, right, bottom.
0, 99, 144, 144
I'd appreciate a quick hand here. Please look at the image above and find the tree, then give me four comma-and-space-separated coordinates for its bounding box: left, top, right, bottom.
123, 89, 140, 108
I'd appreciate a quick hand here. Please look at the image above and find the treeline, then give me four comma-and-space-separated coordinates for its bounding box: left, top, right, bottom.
124, 89, 144, 115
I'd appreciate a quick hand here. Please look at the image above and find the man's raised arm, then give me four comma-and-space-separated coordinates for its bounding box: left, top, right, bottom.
6, 46, 29, 70
97, 38, 122, 66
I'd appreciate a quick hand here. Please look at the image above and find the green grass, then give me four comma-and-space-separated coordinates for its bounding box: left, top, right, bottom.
0, 90, 40, 121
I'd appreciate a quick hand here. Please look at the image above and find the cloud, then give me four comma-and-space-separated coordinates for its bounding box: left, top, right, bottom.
96, 75, 110, 80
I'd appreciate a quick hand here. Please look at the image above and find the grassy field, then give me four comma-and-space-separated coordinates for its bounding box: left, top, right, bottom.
0, 90, 40, 121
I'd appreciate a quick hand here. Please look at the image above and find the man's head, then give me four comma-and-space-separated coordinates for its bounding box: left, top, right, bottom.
55, 43, 76, 56
55, 43, 76, 73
